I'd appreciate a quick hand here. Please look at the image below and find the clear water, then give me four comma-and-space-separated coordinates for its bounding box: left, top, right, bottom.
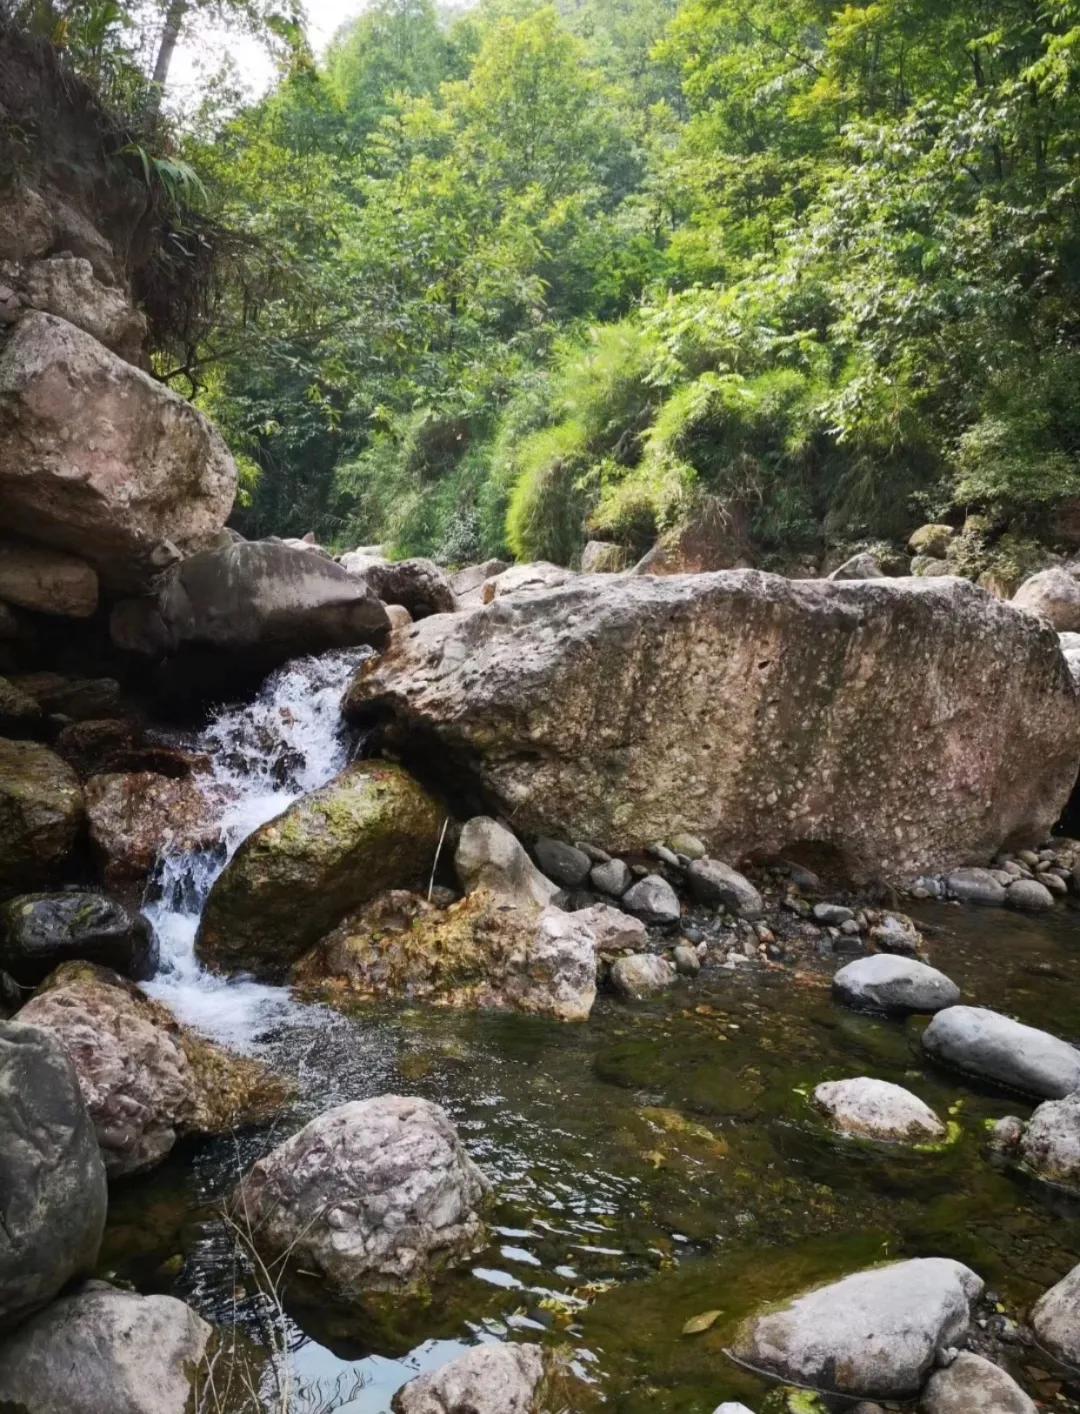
123, 650, 1080, 1412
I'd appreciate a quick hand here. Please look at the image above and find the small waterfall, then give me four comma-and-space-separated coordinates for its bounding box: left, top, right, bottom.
142, 647, 372, 1046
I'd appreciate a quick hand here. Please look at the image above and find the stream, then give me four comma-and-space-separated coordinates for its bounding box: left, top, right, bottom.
115, 649, 1080, 1412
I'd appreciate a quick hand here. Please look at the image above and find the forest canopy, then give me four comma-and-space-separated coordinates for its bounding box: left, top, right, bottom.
13, 0, 1080, 576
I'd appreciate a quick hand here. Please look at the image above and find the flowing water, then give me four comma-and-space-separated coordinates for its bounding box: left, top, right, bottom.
115, 650, 1080, 1412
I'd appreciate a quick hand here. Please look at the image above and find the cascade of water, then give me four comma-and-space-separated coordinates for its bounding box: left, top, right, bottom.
141, 646, 372, 1046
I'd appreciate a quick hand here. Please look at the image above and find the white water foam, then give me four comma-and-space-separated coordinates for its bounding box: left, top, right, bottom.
141, 647, 372, 1047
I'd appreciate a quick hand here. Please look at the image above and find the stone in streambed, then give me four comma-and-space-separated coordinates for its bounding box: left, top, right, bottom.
0, 1021, 107, 1328
0, 737, 84, 897
572, 902, 647, 953
687, 859, 763, 918
998, 1092, 1080, 1191
728, 1257, 984, 1399
946, 867, 1007, 906
611, 953, 676, 1000
833, 954, 960, 1014
18, 963, 287, 1177
622, 874, 681, 926
1033, 1262, 1080, 1367
85, 769, 214, 888
1007, 877, 1055, 912
868, 912, 923, 955
392, 1342, 577, 1414
591, 856, 632, 896
0, 891, 155, 985
0, 1282, 213, 1414
919, 1351, 1035, 1413
234, 1095, 489, 1297
456, 817, 560, 911
922, 1005, 1080, 1098
813, 1077, 946, 1145
197, 761, 444, 978
533, 836, 591, 888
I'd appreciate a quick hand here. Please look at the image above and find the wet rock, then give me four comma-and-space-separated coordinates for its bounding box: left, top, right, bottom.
0, 673, 40, 732
868, 912, 923, 955
347, 573, 1080, 883
0, 537, 98, 617
0, 738, 84, 897
946, 867, 1007, 906
481, 561, 576, 603
456, 817, 560, 910
610, 953, 676, 1000
0, 1282, 213, 1414
198, 761, 443, 978
18, 963, 287, 1176
0, 891, 155, 985
580, 540, 629, 574
347, 556, 456, 619
729, 1257, 984, 1398
922, 1006, 1080, 1098
814, 902, 854, 925
0, 1021, 106, 1327
54, 718, 137, 778
235, 1095, 489, 1297
11, 671, 123, 721
1014, 567, 1080, 632
673, 943, 701, 976
296, 890, 597, 1023
1006, 878, 1055, 912
0, 312, 236, 590
571, 902, 647, 954
908, 524, 955, 558
919, 1351, 1035, 1413
813, 1077, 946, 1145
687, 859, 763, 918
533, 836, 591, 888
1014, 1092, 1080, 1189
85, 771, 213, 888
392, 1343, 567, 1414
833, 955, 960, 1014
590, 857, 632, 896
622, 874, 681, 926
1032, 1261, 1080, 1367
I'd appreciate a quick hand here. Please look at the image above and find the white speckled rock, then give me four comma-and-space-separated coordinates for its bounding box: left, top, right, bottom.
922, 1006, 1080, 1098
1032, 1262, 1080, 1367
235, 1095, 490, 1296
572, 902, 647, 953
1017, 1092, 1080, 1189
610, 953, 676, 1000
729, 1257, 984, 1398
392, 1343, 555, 1413
813, 1077, 946, 1144
919, 1351, 1036, 1413
832, 955, 960, 1014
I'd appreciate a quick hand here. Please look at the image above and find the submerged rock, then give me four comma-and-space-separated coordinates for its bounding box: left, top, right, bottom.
0, 1282, 213, 1414
346, 572, 1079, 883
198, 761, 444, 978
919, 1351, 1035, 1413
0, 737, 83, 897
0, 1021, 106, 1328
296, 889, 597, 1023
18, 963, 287, 1176
392, 1342, 575, 1413
235, 1095, 489, 1297
0, 312, 236, 589
0, 891, 155, 985
610, 952, 677, 1000
922, 1005, 1080, 1098
813, 1077, 946, 1145
455, 817, 560, 911
1033, 1262, 1080, 1367
729, 1257, 983, 1398
832, 955, 960, 1014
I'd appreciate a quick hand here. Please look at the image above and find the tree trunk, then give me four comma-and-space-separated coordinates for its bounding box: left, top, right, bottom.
148, 0, 189, 109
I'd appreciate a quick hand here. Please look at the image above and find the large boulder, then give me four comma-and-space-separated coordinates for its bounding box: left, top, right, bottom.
20, 253, 147, 361
0, 536, 98, 617
112, 538, 390, 679
812, 1077, 946, 1145
0, 737, 83, 897
832, 955, 960, 1014
728, 1258, 983, 1399
234, 1095, 489, 1297
346, 573, 1080, 882
919, 1352, 1035, 1413
0, 1283, 213, 1414
1013, 567, 1080, 632
922, 1006, 1080, 1098
0, 1021, 107, 1328
85, 771, 213, 888
1032, 1262, 1080, 1367
0, 891, 155, 985
392, 1343, 572, 1414
345, 555, 457, 619
0, 312, 236, 589
198, 761, 444, 978
18, 963, 287, 1176
297, 889, 597, 1022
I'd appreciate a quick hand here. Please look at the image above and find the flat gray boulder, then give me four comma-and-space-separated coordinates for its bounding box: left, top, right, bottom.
728, 1257, 983, 1398
234, 1095, 489, 1296
1032, 1261, 1080, 1367
813, 1077, 946, 1145
0, 1282, 212, 1414
919, 1351, 1035, 1413
832, 954, 960, 1014
922, 1006, 1080, 1097
0, 1022, 107, 1327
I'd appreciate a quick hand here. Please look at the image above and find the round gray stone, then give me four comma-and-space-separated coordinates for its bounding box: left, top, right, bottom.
922, 1006, 1080, 1098
833, 954, 960, 1014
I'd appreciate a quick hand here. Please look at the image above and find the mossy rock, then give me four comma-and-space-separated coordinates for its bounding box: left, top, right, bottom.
0, 737, 84, 898
197, 761, 445, 978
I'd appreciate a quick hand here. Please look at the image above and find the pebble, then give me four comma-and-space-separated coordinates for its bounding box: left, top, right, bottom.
813, 902, 854, 925
590, 858, 632, 897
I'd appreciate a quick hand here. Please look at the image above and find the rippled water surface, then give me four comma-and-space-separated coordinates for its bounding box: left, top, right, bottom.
115, 652, 1080, 1410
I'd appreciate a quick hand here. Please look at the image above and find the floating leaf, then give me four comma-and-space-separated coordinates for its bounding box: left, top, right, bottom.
681, 1308, 722, 1335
